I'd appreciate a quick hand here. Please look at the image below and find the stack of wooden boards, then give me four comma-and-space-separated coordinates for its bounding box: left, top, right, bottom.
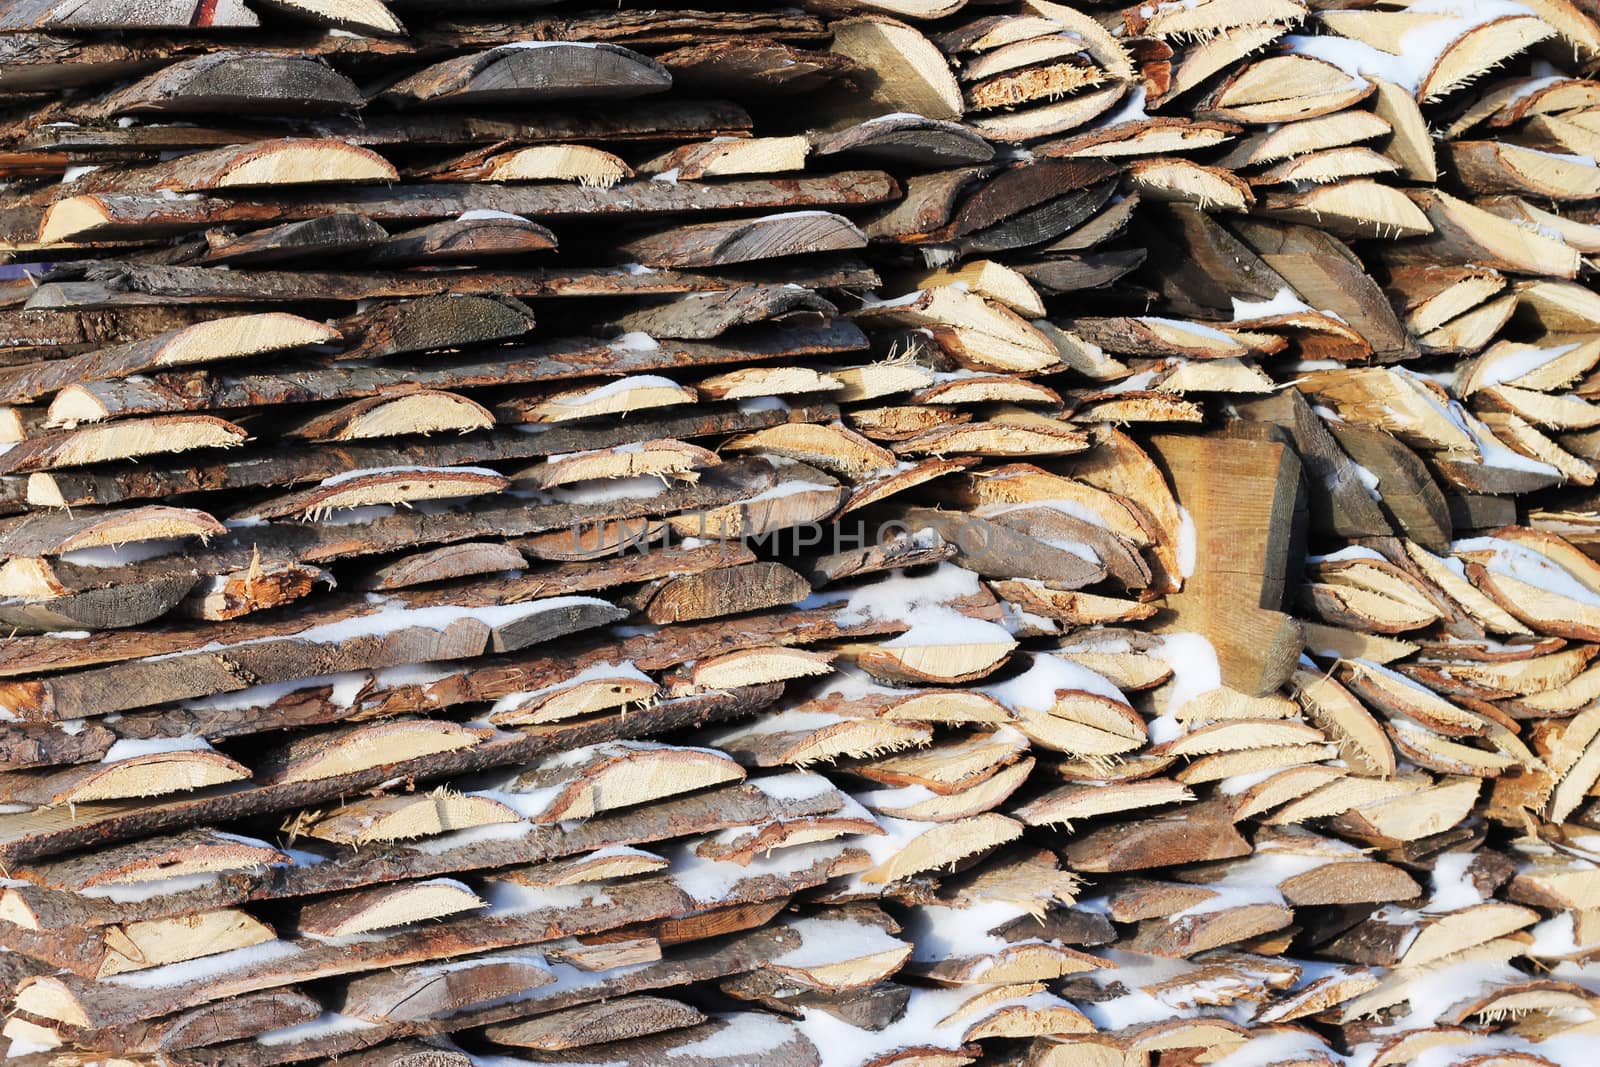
4, 0, 1600, 1064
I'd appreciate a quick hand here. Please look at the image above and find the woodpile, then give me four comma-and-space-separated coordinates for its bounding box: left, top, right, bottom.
2, 0, 1600, 1065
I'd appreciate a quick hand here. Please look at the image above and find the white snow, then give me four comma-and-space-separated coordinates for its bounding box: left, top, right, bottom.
256, 1013, 377, 1047
880, 612, 1013, 650
1098, 84, 1151, 127
78, 870, 229, 902
773, 915, 906, 968
498, 40, 604, 50
667, 840, 842, 903
103, 939, 300, 988
547, 475, 668, 504
1141, 316, 1237, 344
99, 736, 212, 763
1453, 536, 1600, 607
489, 660, 650, 715
407, 820, 532, 854
608, 331, 660, 352
320, 465, 501, 488
1426, 852, 1484, 911
665, 1013, 794, 1059
1151, 632, 1223, 715
902, 898, 1038, 963
59, 539, 186, 566
1176, 505, 1197, 578
269, 596, 613, 648
750, 771, 835, 802
815, 563, 982, 625
553, 374, 679, 405
1285, 0, 1536, 94
1479, 342, 1580, 388
481, 880, 608, 914
1309, 546, 1387, 564
1212, 1032, 1335, 1067
458, 209, 530, 223
1231, 287, 1313, 321
747, 479, 839, 503
982, 652, 1129, 710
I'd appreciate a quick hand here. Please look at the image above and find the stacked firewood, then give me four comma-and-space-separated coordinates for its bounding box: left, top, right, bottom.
1, 0, 1600, 1064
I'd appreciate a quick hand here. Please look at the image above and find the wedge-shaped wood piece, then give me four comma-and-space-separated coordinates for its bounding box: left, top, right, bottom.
647, 562, 812, 624
1462, 337, 1600, 396
698, 366, 840, 401
722, 421, 894, 477
1252, 146, 1400, 186
299, 790, 521, 845
0, 504, 224, 562
1454, 528, 1600, 640
620, 211, 866, 269
1017, 778, 1193, 826
614, 286, 835, 341
0, 572, 199, 634
103, 52, 363, 114
501, 375, 697, 425
199, 213, 388, 266
1202, 55, 1374, 123
0, 742, 248, 806
485, 995, 706, 1051
660, 39, 863, 97
88, 138, 398, 193
0, 414, 246, 475
284, 392, 495, 443
838, 614, 1018, 685
827, 15, 964, 123
334, 293, 539, 361
814, 114, 994, 167
903, 509, 1107, 588
691, 647, 834, 691
525, 440, 718, 490
241, 466, 507, 521
384, 43, 671, 106
263, 719, 493, 785
972, 81, 1130, 143
340, 952, 555, 1023
1291, 668, 1396, 778
852, 286, 1059, 372
1257, 179, 1432, 240
489, 741, 745, 823
1041, 116, 1238, 162
298, 879, 485, 938
369, 214, 560, 266
645, 136, 810, 180
1448, 141, 1600, 200
2, 312, 336, 408
711, 709, 932, 767
853, 726, 1029, 794
1125, 158, 1254, 214
98, 908, 274, 978
1217, 109, 1391, 169
438, 144, 633, 187
179, 559, 326, 623
1395, 190, 1581, 278
861, 813, 1023, 884
11, 828, 285, 893
1064, 799, 1249, 872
